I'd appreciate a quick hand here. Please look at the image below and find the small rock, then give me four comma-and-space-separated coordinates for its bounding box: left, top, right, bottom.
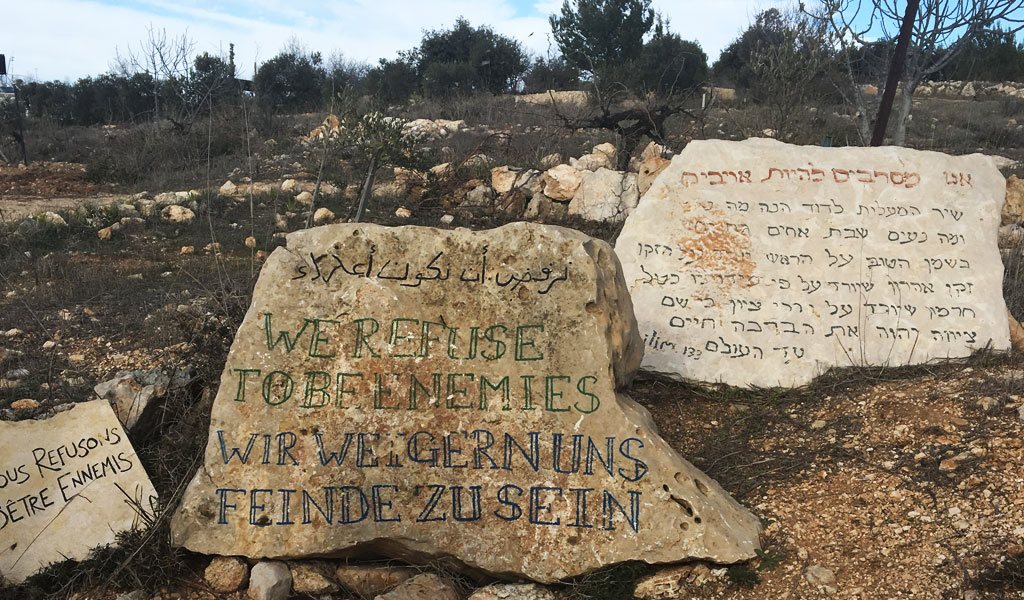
289, 561, 338, 594
220, 180, 238, 196
5, 329, 23, 338
440, 214, 455, 225
294, 191, 314, 205
313, 207, 335, 225
542, 164, 583, 202
281, 179, 300, 193
39, 211, 67, 227
42, 341, 56, 350
469, 582, 559, 600
274, 214, 289, 232
205, 556, 249, 593
376, 573, 458, 600
395, 207, 412, 219
97, 227, 113, 241
161, 205, 196, 224
244, 236, 257, 249
810, 419, 827, 430
539, 153, 562, 169
204, 242, 223, 255
6, 368, 29, 380
805, 564, 835, 587
180, 245, 195, 255
11, 399, 39, 411
939, 458, 959, 472
247, 561, 292, 600
333, 564, 416, 597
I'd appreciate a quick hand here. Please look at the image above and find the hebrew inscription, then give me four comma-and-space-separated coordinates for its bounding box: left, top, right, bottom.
170, 223, 761, 582
616, 139, 1010, 388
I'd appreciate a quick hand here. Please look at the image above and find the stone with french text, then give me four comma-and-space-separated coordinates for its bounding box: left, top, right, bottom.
170, 222, 760, 582
616, 138, 1010, 388
0, 401, 158, 583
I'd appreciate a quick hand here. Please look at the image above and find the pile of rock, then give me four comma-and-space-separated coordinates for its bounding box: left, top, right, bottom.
479, 140, 672, 223
915, 80, 1024, 100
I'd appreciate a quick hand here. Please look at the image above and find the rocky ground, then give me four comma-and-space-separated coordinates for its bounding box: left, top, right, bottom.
2, 116, 1024, 599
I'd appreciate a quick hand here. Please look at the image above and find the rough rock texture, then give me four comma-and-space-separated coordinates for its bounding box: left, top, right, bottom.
569, 168, 640, 222
335, 564, 416, 596
492, 167, 541, 196
205, 556, 250, 592
1004, 175, 1024, 225
313, 207, 335, 225
468, 583, 560, 600
0, 401, 158, 583
170, 222, 760, 582
616, 138, 1011, 388
161, 205, 195, 224
592, 142, 617, 165
220, 180, 238, 196
637, 157, 671, 196
248, 561, 292, 600
542, 164, 583, 201
376, 573, 458, 600
289, 561, 339, 594
294, 191, 314, 205
633, 563, 723, 599
570, 153, 613, 172
640, 141, 668, 162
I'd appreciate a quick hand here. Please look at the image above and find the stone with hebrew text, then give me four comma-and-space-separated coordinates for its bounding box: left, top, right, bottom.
170, 222, 760, 582
616, 138, 1010, 388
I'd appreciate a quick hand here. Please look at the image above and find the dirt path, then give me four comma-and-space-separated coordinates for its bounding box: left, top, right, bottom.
0, 195, 131, 221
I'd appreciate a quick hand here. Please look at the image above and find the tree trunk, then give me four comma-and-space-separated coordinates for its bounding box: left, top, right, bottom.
870, 0, 920, 146
354, 155, 378, 223
893, 81, 918, 147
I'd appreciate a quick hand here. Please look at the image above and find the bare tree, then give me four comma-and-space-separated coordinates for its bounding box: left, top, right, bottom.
814, 0, 1024, 145
114, 25, 195, 122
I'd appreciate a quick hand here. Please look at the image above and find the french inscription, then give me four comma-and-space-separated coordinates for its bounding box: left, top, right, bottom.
616, 139, 1010, 388
0, 401, 158, 583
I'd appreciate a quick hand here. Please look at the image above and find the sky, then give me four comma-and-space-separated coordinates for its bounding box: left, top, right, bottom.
5, 0, 788, 82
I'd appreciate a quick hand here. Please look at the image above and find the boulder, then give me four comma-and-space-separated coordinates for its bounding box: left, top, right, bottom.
170, 222, 761, 582
161, 205, 195, 224
640, 141, 668, 162
570, 152, 613, 172
313, 207, 335, 225
248, 561, 291, 600
205, 556, 250, 593
0, 401, 158, 582
638, 157, 671, 196
376, 573, 459, 600
542, 164, 583, 201
569, 168, 640, 222
334, 564, 416, 597
616, 138, 1011, 388
539, 153, 562, 169
289, 561, 339, 594
592, 142, 617, 165
1003, 175, 1024, 225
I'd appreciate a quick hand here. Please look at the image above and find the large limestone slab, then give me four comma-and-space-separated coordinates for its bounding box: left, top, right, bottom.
171, 222, 760, 582
616, 138, 1010, 388
0, 401, 158, 583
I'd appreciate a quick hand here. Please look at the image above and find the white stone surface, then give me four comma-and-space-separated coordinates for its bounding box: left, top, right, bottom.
569, 168, 640, 222
616, 138, 1010, 388
0, 401, 158, 582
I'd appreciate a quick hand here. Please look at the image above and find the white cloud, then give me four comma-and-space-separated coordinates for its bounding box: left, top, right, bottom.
7, 0, 790, 82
